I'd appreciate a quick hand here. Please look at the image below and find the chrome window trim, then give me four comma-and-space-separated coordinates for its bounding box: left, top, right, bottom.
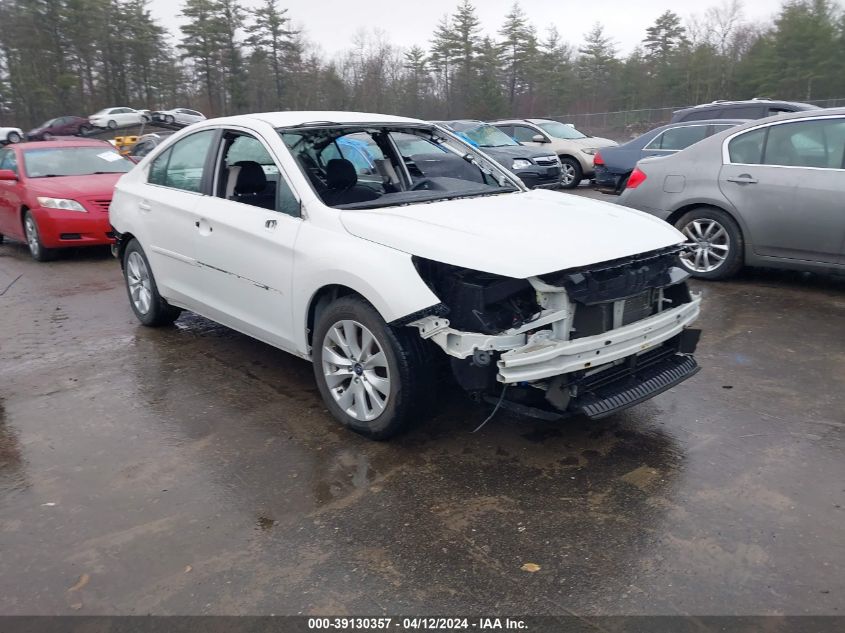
721, 114, 845, 170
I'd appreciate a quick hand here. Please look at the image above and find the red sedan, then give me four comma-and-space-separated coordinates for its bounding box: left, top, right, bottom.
0, 139, 133, 261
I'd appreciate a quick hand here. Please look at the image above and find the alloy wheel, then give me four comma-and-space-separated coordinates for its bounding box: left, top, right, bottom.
321, 319, 390, 422
561, 163, 576, 186
24, 216, 40, 257
680, 218, 730, 273
8, 132, 21, 143
126, 251, 153, 315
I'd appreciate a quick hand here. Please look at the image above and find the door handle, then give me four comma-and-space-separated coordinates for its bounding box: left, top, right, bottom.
138, 201, 152, 211
195, 219, 212, 233
265, 219, 277, 230
726, 174, 758, 184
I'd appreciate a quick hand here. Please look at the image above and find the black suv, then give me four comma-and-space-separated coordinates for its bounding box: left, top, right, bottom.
435, 120, 562, 189
670, 98, 819, 123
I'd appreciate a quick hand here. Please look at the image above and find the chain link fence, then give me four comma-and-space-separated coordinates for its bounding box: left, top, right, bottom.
551, 98, 845, 142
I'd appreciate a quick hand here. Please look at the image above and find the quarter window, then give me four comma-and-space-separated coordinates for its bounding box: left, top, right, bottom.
148, 129, 216, 192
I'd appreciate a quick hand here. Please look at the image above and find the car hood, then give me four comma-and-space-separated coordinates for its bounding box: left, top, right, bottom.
339, 189, 684, 278
567, 136, 617, 150
27, 173, 124, 198
478, 145, 554, 162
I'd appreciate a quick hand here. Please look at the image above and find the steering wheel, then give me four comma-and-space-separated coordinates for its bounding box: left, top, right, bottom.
410, 178, 435, 191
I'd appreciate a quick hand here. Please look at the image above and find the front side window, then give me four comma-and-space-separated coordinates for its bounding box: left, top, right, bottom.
537, 121, 587, 140
22, 146, 133, 178
148, 129, 215, 192
762, 118, 845, 169
280, 124, 519, 209
216, 131, 299, 215
728, 127, 767, 164
512, 125, 542, 143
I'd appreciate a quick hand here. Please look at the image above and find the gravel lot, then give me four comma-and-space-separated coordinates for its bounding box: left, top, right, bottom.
1, 188, 843, 615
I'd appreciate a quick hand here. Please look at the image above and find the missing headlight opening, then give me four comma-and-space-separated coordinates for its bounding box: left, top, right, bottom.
408, 245, 702, 421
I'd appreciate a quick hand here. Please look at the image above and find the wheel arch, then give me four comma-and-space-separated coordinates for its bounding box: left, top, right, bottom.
306, 284, 363, 350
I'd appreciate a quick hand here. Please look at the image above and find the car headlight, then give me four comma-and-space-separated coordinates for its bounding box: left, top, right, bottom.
37, 197, 87, 212
581, 148, 598, 155
512, 159, 533, 169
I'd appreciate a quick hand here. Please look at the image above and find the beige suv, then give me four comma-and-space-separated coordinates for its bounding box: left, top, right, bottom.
492, 119, 617, 189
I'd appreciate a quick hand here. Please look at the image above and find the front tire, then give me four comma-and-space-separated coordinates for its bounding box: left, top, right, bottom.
23, 211, 54, 261
674, 207, 744, 280
123, 239, 181, 326
559, 157, 583, 189
107, 120, 117, 130
312, 296, 433, 440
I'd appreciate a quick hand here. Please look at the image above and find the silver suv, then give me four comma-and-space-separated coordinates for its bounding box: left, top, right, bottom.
491, 119, 617, 188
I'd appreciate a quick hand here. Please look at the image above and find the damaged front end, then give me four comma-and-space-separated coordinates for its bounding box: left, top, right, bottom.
407, 246, 701, 420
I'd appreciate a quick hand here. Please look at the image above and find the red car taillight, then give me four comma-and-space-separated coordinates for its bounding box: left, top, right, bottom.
593, 151, 604, 166
626, 167, 647, 189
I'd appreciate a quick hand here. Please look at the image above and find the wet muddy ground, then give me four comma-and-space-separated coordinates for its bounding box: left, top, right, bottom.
1, 208, 843, 615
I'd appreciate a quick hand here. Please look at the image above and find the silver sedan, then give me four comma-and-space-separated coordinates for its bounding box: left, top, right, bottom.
619, 108, 845, 279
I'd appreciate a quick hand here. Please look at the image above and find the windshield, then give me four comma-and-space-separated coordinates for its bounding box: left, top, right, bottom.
279, 124, 521, 210
537, 121, 587, 140
452, 123, 519, 147
23, 147, 134, 178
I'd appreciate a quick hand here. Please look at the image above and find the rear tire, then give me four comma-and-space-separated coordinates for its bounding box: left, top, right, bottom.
674, 207, 744, 280
559, 157, 583, 189
23, 211, 54, 262
123, 239, 181, 326
7, 132, 21, 144
312, 296, 434, 440
165, 115, 175, 124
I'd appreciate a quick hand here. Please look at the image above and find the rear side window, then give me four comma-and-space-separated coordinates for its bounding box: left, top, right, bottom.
721, 106, 763, 119
728, 127, 767, 164
647, 125, 708, 150
709, 124, 737, 136
148, 130, 216, 192
678, 109, 715, 122
763, 118, 845, 169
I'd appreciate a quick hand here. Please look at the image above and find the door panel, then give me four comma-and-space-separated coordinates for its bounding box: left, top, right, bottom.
720, 119, 845, 264
193, 198, 301, 348
0, 149, 21, 237
137, 129, 218, 303
192, 129, 302, 348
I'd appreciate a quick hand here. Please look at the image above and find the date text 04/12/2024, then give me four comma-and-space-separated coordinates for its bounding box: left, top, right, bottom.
307, 618, 528, 630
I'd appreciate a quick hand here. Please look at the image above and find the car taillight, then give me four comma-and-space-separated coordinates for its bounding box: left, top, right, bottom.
593, 152, 604, 166
626, 167, 647, 189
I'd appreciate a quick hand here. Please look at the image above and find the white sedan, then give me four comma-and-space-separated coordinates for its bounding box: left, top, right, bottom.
0, 127, 23, 144
152, 108, 206, 126
89, 107, 149, 129
110, 111, 702, 439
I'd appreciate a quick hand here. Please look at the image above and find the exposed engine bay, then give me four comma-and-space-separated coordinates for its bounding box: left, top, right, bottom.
407, 245, 702, 420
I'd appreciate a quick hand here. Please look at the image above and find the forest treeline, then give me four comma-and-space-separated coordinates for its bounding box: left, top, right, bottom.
2, 0, 845, 127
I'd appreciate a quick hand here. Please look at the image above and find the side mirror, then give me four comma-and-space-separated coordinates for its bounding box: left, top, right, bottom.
0, 169, 17, 181
532, 134, 549, 143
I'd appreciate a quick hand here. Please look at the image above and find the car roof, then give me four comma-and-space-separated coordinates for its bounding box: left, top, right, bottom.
674, 98, 819, 114
234, 111, 427, 128
724, 106, 845, 131
14, 139, 114, 150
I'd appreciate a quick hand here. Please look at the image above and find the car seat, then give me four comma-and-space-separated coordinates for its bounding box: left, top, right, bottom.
322, 158, 380, 206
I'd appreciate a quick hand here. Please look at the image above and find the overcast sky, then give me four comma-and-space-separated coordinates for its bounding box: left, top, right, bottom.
149, 0, 783, 57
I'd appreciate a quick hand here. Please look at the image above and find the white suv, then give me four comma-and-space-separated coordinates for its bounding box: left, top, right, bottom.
110, 111, 701, 439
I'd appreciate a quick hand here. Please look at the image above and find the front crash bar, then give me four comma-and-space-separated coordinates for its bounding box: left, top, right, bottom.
497, 296, 701, 383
